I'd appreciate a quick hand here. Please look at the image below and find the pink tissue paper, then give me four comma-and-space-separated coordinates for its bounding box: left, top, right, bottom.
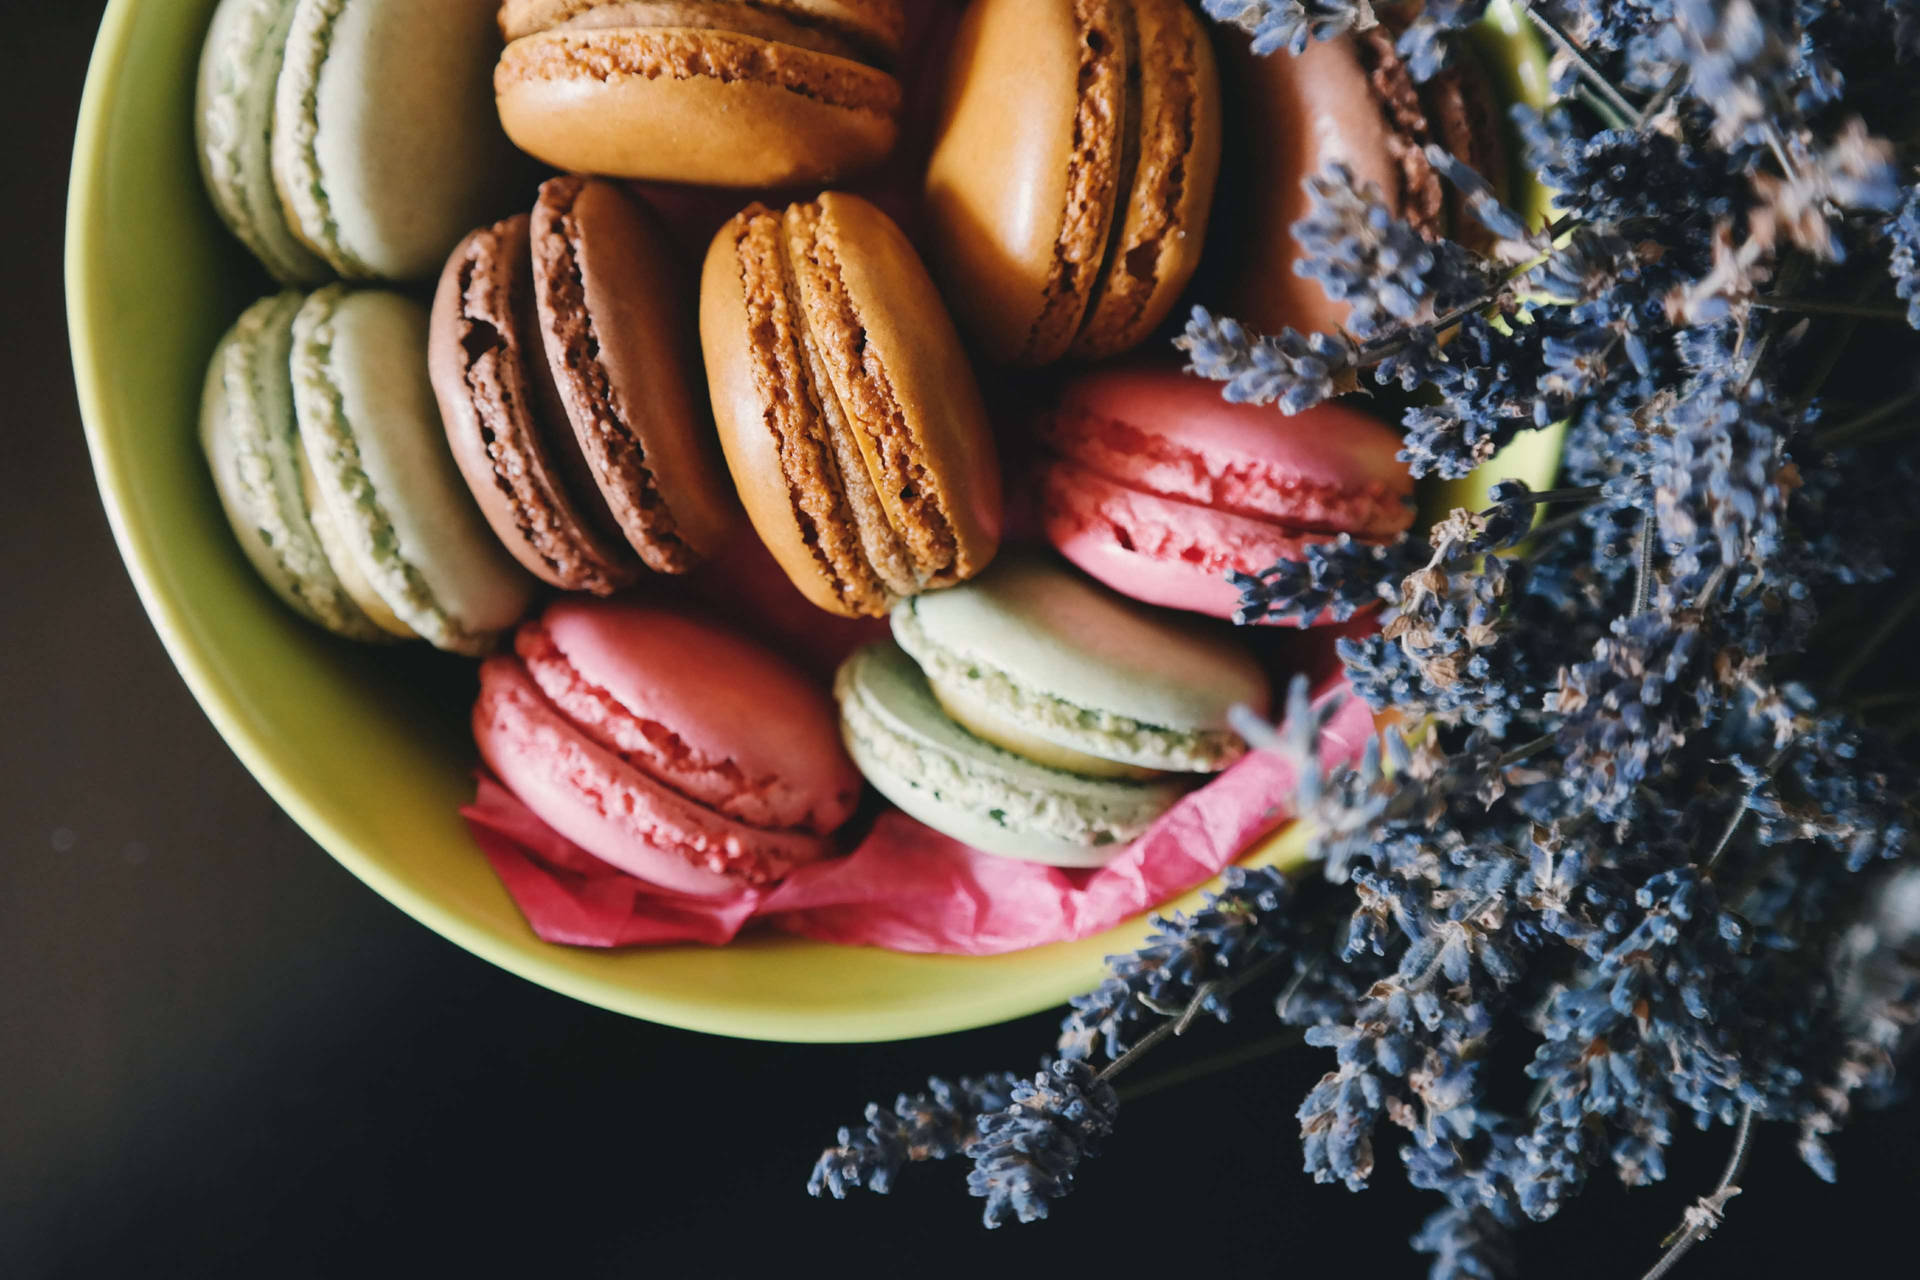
462, 684, 1376, 956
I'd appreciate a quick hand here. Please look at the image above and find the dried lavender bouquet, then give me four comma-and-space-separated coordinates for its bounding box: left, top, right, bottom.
809, 3, 1920, 1275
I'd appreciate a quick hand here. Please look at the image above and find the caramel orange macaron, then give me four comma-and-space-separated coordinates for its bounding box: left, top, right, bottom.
430, 176, 736, 593
494, 0, 906, 188
924, 0, 1222, 366
700, 192, 1002, 619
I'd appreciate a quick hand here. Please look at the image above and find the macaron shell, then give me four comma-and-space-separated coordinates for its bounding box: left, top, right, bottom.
292, 286, 535, 654
532, 177, 738, 572
1070, 0, 1222, 359
797, 193, 1002, 589
701, 208, 888, 618
897, 554, 1271, 758
429, 215, 641, 594
1221, 33, 1410, 336
924, 0, 1125, 365
200, 290, 384, 639
494, 27, 901, 188
528, 600, 863, 834
499, 0, 907, 59
1046, 368, 1418, 538
1044, 461, 1336, 620
836, 642, 1186, 867
196, 0, 330, 284
475, 657, 830, 895
274, 0, 523, 280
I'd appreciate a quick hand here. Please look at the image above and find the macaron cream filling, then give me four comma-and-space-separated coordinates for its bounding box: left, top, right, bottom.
272, 0, 367, 274
515, 622, 847, 834
441, 216, 639, 593
1026, 0, 1131, 364
500, 0, 905, 63
783, 201, 962, 587
722, 202, 968, 614
201, 290, 382, 639
297, 447, 417, 638
892, 602, 1247, 775
196, 0, 329, 284
726, 208, 890, 614
495, 23, 902, 118
477, 658, 828, 890
531, 178, 698, 574
836, 644, 1185, 856
1073, 0, 1210, 358
1042, 406, 1417, 537
538, 1, 868, 62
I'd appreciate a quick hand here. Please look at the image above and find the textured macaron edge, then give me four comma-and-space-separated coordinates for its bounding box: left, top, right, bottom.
499, 0, 906, 61
1043, 461, 1352, 621
516, 617, 857, 835
477, 656, 830, 894
892, 600, 1246, 773
531, 176, 720, 575
1016, 0, 1131, 366
1070, 0, 1220, 358
197, 0, 331, 285
1353, 22, 1446, 239
200, 290, 384, 639
835, 643, 1184, 861
1041, 403, 1418, 538
432, 216, 640, 595
783, 199, 963, 591
703, 204, 893, 617
271, 0, 374, 278
291, 286, 512, 655
493, 26, 902, 116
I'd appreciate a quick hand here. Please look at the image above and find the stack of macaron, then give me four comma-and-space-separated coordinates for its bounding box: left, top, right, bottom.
838, 557, 1271, 866
192, 0, 1521, 897
201, 286, 534, 654
430, 176, 738, 593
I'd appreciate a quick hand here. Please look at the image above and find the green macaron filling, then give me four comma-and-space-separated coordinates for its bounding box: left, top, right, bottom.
892, 601, 1247, 774
836, 643, 1185, 858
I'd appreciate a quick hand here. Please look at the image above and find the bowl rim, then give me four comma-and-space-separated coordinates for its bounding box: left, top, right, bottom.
66, 0, 1553, 1044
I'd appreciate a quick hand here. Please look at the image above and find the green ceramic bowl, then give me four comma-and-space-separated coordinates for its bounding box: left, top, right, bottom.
66, 0, 1556, 1043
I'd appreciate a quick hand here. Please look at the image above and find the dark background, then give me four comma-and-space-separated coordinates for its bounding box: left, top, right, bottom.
7, 5, 1916, 1278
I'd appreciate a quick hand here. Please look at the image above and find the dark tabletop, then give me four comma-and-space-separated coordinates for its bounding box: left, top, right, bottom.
7, 5, 1917, 1277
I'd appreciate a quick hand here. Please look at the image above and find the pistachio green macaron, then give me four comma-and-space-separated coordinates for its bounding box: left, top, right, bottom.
200, 289, 384, 638
288, 285, 535, 654
836, 556, 1273, 866
196, 0, 331, 283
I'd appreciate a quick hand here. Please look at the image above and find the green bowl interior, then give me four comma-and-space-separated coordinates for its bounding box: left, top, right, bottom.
66, 0, 1556, 1043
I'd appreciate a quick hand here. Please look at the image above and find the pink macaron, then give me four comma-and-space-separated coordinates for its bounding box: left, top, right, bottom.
1039, 368, 1416, 622
473, 599, 863, 896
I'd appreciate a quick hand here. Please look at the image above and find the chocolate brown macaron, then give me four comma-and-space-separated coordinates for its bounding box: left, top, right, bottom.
494, 0, 906, 188
700, 192, 1002, 619
924, 0, 1223, 367
1218, 21, 1509, 337
431, 177, 736, 593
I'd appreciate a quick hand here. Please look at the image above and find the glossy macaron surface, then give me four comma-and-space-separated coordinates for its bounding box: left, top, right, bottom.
1041, 368, 1416, 621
